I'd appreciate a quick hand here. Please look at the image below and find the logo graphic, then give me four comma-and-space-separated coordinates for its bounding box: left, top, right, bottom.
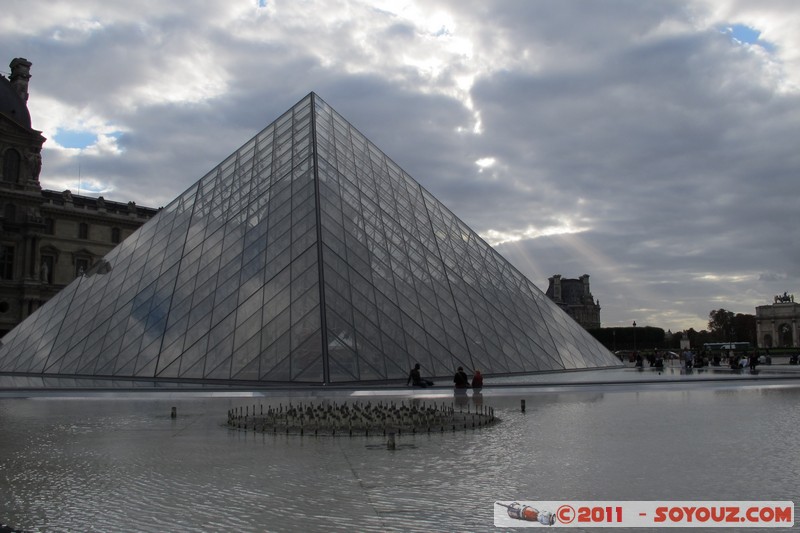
496, 502, 556, 525
494, 501, 794, 528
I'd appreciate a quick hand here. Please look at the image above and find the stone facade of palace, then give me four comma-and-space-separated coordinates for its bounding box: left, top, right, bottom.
545, 274, 601, 330
0, 58, 156, 336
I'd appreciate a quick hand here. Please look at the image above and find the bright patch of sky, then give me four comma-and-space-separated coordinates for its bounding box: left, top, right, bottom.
51, 128, 124, 155
127, 52, 227, 107
73, 178, 112, 195
723, 23, 776, 52
475, 157, 495, 171
481, 221, 590, 246
42, 175, 114, 196
53, 128, 97, 149
50, 19, 104, 43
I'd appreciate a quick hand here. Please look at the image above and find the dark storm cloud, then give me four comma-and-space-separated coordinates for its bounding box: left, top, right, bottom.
446, 3, 800, 328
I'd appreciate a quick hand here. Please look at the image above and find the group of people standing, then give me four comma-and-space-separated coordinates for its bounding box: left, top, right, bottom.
406, 363, 483, 390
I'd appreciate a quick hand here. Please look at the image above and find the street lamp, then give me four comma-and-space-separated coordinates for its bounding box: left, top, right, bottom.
633, 321, 637, 352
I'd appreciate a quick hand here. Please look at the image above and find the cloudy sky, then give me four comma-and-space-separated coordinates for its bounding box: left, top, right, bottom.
3, 0, 799, 333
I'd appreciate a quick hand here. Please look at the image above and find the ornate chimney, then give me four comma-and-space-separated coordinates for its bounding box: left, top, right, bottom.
580, 274, 591, 298
9, 57, 32, 103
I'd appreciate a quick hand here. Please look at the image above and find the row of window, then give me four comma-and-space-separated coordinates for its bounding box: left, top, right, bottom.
75, 222, 121, 243
0, 244, 91, 282
1, 206, 122, 243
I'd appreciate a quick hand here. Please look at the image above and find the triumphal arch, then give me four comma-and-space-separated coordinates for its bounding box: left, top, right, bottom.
756, 293, 798, 348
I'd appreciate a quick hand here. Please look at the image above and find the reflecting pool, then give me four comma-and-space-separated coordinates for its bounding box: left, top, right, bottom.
1, 376, 799, 532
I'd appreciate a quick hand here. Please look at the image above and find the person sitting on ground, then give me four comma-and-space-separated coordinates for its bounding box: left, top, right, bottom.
453, 366, 469, 389
471, 369, 483, 390
406, 363, 433, 387
407, 363, 423, 387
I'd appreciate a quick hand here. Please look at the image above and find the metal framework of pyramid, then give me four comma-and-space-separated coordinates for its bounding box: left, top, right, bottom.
0, 93, 619, 384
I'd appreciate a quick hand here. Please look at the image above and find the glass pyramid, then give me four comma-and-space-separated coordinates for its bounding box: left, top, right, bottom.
0, 93, 619, 383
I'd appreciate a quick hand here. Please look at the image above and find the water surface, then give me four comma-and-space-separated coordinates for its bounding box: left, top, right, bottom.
1, 380, 798, 532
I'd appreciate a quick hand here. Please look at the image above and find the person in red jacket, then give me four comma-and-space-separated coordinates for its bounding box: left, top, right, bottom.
471, 369, 483, 390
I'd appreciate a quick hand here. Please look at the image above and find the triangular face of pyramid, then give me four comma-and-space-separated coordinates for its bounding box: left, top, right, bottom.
0, 93, 619, 383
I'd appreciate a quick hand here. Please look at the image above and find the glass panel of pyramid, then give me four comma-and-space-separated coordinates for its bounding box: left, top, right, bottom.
0, 93, 620, 383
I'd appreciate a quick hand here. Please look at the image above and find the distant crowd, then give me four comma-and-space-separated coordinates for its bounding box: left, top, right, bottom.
622, 348, 770, 371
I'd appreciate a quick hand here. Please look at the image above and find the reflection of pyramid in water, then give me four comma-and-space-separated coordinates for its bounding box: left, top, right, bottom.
0, 93, 619, 383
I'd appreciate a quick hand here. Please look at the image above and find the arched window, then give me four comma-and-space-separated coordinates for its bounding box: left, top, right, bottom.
111, 227, 121, 244
78, 222, 88, 240
2, 149, 21, 183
